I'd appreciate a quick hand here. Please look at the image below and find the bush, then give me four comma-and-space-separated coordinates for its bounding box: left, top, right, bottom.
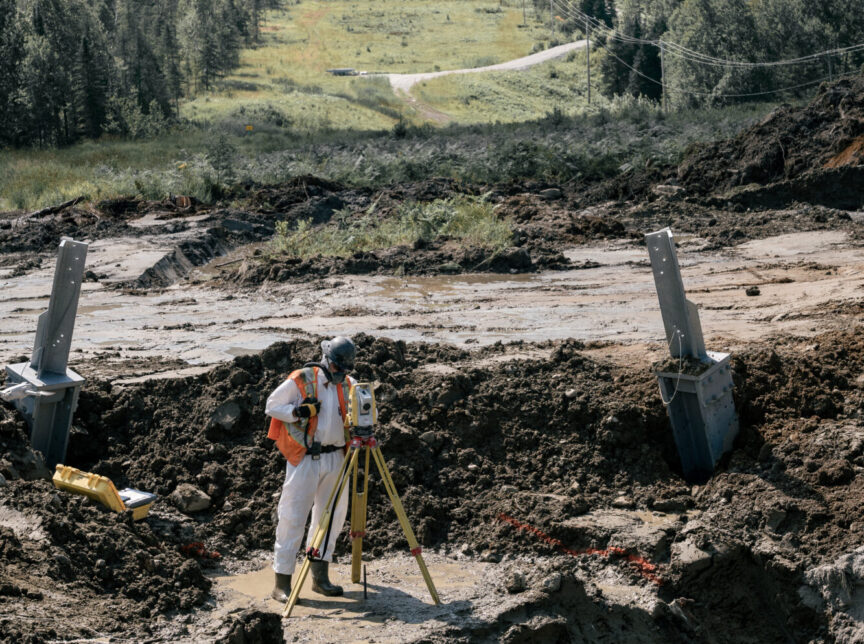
273, 194, 512, 258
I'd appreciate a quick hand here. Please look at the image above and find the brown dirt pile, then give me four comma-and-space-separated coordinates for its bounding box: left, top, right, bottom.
678, 74, 864, 209
3, 329, 864, 640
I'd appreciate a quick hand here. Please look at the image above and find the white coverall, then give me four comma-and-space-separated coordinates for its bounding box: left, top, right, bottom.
267, 369, 356, 575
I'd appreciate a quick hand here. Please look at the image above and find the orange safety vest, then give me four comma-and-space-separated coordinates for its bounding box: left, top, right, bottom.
267, 366, 352, 466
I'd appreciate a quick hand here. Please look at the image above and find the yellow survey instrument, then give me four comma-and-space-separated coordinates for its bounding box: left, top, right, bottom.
52, 465, 157, 521
283, 382, 439, 618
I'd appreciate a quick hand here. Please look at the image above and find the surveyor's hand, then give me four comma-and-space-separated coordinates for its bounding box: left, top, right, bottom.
296, 397, 321, 419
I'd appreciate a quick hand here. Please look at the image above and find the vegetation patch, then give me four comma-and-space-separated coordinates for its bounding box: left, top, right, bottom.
274, 194, 512, 259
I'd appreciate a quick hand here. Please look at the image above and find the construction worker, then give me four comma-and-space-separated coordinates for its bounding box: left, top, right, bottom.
266, 336, 357, 602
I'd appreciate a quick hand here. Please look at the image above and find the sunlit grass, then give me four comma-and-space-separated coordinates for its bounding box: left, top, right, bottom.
274, 194, 513, 258
414, 49, 597, 123
180, 0, 549, 130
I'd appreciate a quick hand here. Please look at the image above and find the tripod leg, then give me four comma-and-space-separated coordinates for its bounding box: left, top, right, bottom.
283, 448, 360, 618
351, 447, 371, 583
370, 447, 440, 605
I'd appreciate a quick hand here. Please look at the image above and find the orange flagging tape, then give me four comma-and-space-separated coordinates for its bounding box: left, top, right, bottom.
497, 513, 663, 586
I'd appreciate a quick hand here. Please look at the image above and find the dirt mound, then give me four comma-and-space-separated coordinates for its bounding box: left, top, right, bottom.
0, 408, 211, 643
3, 328, 864, 640
678, 74, 864, 208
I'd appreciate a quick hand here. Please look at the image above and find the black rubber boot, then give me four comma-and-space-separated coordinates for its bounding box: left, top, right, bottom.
271, 573, 292, 602
310, 560, 343, 596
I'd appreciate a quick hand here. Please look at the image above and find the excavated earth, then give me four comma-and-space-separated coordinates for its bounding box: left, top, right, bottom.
2, 77, 864, 642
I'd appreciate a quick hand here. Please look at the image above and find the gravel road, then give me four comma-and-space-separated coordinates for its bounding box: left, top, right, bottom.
387, 40, 587, 92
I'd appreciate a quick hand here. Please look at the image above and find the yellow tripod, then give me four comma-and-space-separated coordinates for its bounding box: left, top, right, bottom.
282, 430, 440, 618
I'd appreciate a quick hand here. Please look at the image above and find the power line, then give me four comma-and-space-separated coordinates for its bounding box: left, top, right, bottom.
591, 32, 846, 99
551, 0, 864, 69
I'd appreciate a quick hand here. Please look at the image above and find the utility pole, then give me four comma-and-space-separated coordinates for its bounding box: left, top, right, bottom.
660, 40, 667, 113
522, 0, 526, 26
585, 18, 591, 105
550, 0, 554, 41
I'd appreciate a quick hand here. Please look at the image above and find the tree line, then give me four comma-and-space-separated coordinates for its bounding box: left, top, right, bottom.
551, 0, 864, 106
0, 0, 277, 147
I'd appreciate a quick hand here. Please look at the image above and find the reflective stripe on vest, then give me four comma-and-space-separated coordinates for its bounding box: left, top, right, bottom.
267, 367, 352, 465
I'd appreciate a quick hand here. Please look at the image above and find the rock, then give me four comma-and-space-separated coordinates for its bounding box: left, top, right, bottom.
801, 546, 864, 643
539, 188, 562, 200
467, 463, 478, 471
652, 184, 685, 197
671, 539, 712, 575
500, 247, 532, 269
745, 286, 761, 296
651, 497, 688, 512
211, 401, 242, 432
15, 449, 51, 481
565, 388, 578, 398
437, 262, 461, 274
817, 459, 855, 485
216, 608, 283, 644
419, 431, 444, 450
504, 571, 526, 594
479, 549, 502, 563
0, 473, 6, 487
612, 495, 634, 509
501, 485, 518, 494
229, 370, 252, 387
765, 508, 787, 532
171, 484, 212, 513
541, 573, 562, 593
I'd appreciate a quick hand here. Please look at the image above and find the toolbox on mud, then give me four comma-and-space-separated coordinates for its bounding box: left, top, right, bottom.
52, 465, 158, 520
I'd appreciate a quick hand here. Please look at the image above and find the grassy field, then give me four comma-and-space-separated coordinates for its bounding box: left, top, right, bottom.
182, 0, 550, 133
414, 49, 595, 124
0, 0, 790, 212
1, 0, 567, 211
0, 99, 779, 212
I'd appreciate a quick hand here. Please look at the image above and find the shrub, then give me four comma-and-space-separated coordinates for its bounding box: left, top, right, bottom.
273, 194, 512, 258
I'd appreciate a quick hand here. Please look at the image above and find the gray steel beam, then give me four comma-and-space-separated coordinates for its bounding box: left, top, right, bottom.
646, 228, 738, 482
31, 238, 88, 376
645, 228, 707, 361
5, 237, 88, 468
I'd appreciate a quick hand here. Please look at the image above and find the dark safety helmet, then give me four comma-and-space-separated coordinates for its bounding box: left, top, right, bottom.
322, 336, 356, 371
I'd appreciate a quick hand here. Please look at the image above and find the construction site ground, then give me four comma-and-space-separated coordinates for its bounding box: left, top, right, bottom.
2, 78, 864, 643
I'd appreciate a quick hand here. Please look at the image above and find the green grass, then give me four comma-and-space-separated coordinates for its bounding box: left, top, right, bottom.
0, 0, 800, 212
274, 194, 512, 258
180, 0, 549, 132
414, 49, 596, 124
0, 99, 783, 212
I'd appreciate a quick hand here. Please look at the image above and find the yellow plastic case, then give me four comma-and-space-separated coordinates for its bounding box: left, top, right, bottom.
52, 465, 156, 520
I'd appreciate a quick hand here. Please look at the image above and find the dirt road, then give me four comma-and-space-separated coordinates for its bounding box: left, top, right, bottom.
386, 40, 587, 93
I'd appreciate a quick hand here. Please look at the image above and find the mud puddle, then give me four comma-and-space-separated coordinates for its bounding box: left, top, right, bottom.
211, 555, 490, 643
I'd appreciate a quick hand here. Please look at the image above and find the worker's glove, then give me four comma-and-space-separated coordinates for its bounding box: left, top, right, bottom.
296, 397, 321, 419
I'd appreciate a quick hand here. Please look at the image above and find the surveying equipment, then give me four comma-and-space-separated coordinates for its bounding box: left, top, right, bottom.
282, 382, 440, 617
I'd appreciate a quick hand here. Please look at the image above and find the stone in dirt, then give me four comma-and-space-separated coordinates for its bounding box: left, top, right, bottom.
171, 483, 212, 513
216, 609, 283, 644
